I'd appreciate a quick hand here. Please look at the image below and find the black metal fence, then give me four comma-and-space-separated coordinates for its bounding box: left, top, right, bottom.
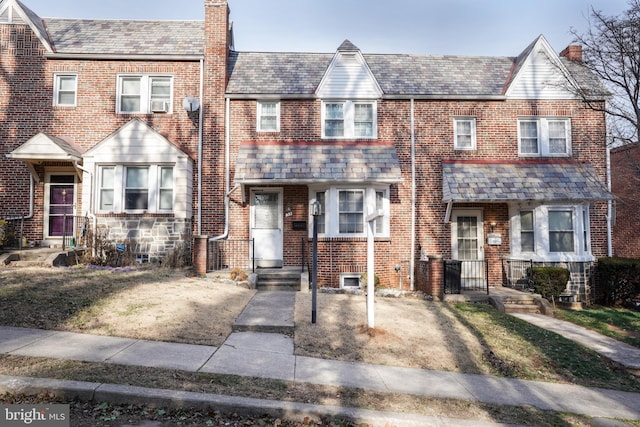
62, 215, 90, 251
444, 259, 489, 294
207, 239, 255, 272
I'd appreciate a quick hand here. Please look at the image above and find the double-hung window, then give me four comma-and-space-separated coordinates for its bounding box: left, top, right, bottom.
257, 101, 280, 132
310, 187, 389, 237
125, 167, 149, 210
98, 165, 174, 213
322, 101, 377, 138
511, 204, 588, 260
53, 74, 77, 107
117, 75, 173, 114
518, 118, 571, 156
338, 190, 364, 234
454, 117, 476, 150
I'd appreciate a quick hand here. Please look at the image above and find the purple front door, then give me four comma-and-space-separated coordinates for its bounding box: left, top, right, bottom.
48, 175, 75, 237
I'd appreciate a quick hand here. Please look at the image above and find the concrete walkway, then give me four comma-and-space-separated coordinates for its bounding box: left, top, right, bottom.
1, 291, 640, 425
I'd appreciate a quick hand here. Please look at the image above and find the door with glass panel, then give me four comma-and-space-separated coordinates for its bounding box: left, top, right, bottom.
250, 189, 283, 268
46, 174, 76, 240
452, 210, 485, 289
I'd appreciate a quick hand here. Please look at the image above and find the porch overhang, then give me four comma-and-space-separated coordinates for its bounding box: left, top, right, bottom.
235, 141, 404, 191
6, 133, 85, 182
442, 159, 613, 222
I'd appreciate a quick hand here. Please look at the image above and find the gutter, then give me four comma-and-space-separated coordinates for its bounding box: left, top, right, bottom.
410, 99, 416, 291
197, 58, 204, 235
606, 138, 613, 257
210, 97, 232, 241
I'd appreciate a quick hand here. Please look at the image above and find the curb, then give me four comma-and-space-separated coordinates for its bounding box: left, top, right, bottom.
0, 374, 521, 427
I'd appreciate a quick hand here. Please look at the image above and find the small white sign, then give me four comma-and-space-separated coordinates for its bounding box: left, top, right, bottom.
487, 233, 502, 245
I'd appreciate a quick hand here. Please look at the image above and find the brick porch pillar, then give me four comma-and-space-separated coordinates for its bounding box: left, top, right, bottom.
427, 254, 444, 300
193, 235, 209, 277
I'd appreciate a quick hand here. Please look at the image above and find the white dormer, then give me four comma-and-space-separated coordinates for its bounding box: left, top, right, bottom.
505, 35, 579, 100
316, 40, 383, 99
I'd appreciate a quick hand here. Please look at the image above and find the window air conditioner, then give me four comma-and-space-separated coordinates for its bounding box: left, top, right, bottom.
150, 100, 169, 113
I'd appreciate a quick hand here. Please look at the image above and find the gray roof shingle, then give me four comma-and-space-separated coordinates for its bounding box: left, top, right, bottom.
442, 160, 612, 202
43, 18, 203, 56
236, 143, 403, 184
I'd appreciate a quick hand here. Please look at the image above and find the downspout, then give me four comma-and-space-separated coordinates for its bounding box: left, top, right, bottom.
210, 97, 231, 241
606, 141, 613, 257
197, 57, 204, 235
6, 175, 34, 221
410, 98, 416, 291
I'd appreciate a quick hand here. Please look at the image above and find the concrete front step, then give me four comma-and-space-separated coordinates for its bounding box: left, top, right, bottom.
256, 271, 301, 292
503, 303, 540, 314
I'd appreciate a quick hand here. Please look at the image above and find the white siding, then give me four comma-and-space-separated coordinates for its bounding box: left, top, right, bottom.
316, 52, 382, 99
507, 46, 577, 100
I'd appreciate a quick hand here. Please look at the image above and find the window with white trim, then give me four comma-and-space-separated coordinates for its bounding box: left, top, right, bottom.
322, 101, 377, 138
117, 75, 173, 114
454, 117, 476, 150
97, 165, 174, 213
518, 118, 571, 156
310, 186, 389, 237
53, 74, 77, 107
257, 101, 280, 132
510, 204, 590, 260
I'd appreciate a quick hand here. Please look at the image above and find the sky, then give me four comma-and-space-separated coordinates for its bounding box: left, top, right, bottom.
19, 0, 631, 56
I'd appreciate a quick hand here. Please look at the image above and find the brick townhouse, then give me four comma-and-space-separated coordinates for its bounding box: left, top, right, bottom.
0, 0, 611, 301
611, 142, 640, 258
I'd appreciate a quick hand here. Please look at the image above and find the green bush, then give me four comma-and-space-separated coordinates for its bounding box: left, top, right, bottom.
596, 257, 640, 307
530, 267, 570, 300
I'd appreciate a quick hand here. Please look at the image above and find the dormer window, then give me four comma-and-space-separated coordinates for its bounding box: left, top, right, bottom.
322, 101, 377, 139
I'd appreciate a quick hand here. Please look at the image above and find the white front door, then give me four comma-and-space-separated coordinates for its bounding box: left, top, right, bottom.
250, 189, 283, 268
451, 209, 485, 289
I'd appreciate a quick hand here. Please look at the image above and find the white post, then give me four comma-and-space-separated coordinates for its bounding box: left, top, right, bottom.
366, 209, 384, 329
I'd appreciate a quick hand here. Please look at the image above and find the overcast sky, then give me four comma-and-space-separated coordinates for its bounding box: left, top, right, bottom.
21, 0, 631, 56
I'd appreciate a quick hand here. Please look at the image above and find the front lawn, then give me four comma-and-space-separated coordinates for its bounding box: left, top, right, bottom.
554, 305, 640, 349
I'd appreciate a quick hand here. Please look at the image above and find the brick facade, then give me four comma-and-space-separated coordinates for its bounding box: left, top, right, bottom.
0, 1, 610, 301
611, 142, 640, 258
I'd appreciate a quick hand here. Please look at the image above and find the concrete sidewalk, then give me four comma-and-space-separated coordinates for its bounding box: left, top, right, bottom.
1, 291, 640, 424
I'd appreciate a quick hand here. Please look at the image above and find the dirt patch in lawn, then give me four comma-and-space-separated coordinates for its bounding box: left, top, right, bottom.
294, 292, 490, 373
0, 266, 255, 346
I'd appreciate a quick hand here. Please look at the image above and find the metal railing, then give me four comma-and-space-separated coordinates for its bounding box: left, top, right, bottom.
444, 259, 489, 294
503, 258, 534, 291
62, 214, 90, 251
207, 238, 255, 272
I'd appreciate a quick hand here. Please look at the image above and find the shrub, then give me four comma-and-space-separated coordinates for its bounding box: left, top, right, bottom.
530, 267, 570, 301
0, 219, 7, 247
163, 243, 189, 269
230, 267, 248, 282
359, 273, 381, 289
596, 257, 640, 307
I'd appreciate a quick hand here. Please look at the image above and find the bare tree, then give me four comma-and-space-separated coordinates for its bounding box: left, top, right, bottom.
571, 0, 640, 146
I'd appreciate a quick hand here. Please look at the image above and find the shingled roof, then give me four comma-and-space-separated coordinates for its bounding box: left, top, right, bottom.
235, 142, 403, 185
43, 18, 204, 56
442, 160, 612, 203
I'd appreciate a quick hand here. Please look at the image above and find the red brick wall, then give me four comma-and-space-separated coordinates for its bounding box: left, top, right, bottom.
226, 97, 609, 288
611, 142, 640, 258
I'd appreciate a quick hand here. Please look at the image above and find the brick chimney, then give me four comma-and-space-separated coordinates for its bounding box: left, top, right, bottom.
202, 0, 231, 236
560, 45, 582, 62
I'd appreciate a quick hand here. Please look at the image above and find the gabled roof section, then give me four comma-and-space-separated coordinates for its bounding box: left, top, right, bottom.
505, 35, 579, 100
0, 0, 53, 52
5, 133, 85, 182
315, 40, 383, 99
84, 118, 190, 162
43, 19, 204, 56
